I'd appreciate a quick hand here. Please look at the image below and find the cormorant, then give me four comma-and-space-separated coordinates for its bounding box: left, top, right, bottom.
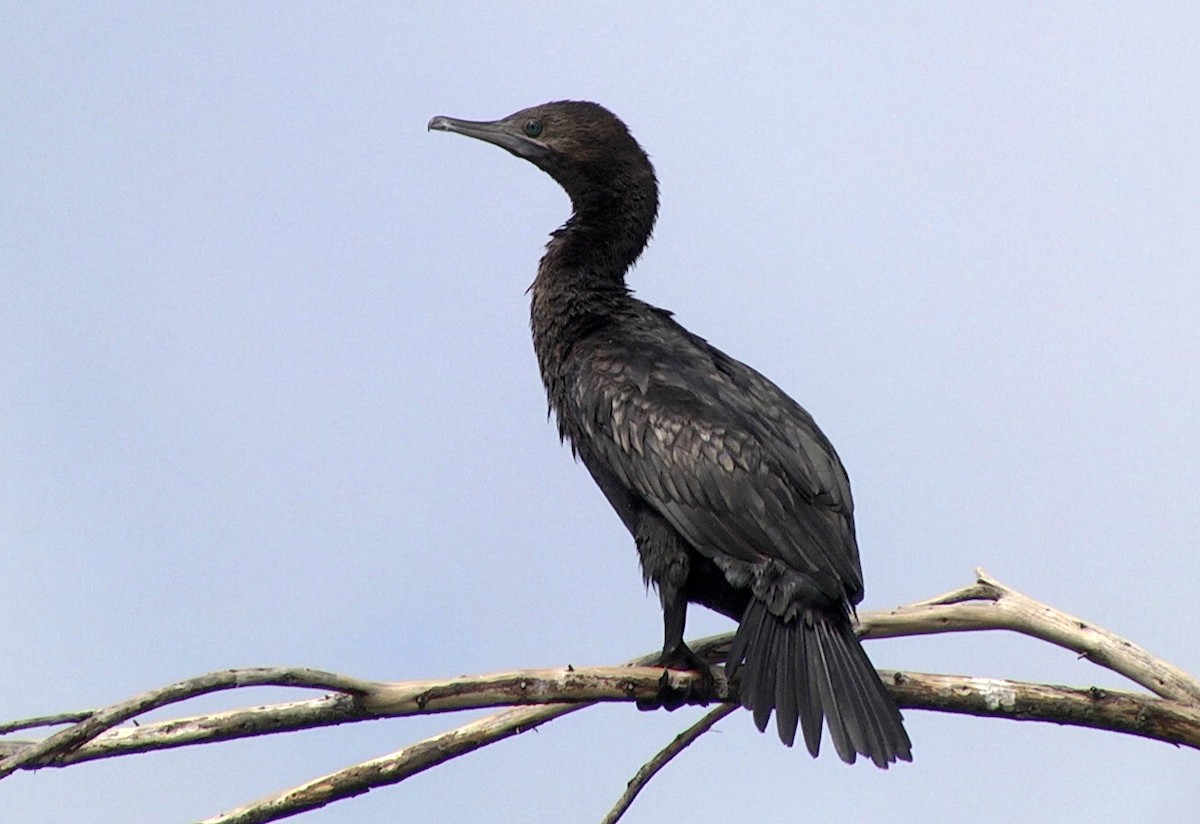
428, 101, 911, 767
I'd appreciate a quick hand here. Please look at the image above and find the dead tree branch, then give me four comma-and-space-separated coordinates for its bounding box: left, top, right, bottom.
2, 570, 1196, 824
862, 568, 1200, 702
0, 668, 371, 780
886, 670, 1200, 747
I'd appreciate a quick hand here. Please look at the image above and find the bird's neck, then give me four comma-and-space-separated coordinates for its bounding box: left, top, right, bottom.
529, 196, 653, 414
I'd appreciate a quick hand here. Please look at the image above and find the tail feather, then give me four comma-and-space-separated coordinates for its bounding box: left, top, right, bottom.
796, 618, 823, 756
813, 617, 859, 763
772, 626, 799, 745
727, 596, 773, 728
829, 618, 901, 767
727, 599, 912, 768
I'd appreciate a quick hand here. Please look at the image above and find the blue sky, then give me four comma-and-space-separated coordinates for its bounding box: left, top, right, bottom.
3, 4, 1198, 822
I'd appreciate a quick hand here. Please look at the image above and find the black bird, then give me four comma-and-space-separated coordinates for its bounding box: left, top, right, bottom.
428, 101, 911, 767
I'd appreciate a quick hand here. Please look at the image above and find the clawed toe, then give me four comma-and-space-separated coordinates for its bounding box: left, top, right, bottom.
635, 644, 718, 711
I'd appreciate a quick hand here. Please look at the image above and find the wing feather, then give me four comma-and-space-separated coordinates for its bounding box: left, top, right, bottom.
570, 328, 864, 606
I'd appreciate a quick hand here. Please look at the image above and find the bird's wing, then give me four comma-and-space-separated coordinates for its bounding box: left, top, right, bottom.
570, 329, 864, 604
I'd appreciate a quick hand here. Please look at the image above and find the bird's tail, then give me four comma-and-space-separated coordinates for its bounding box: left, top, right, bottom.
726, 598, 912, 768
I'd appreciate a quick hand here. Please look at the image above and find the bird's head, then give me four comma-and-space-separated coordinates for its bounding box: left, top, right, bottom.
428, 100, 657, 220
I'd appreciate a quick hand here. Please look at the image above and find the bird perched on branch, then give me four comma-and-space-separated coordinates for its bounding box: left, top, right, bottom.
428, 101, 911, 767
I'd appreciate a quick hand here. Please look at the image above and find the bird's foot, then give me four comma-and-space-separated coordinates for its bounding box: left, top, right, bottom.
636, 642, 717, 712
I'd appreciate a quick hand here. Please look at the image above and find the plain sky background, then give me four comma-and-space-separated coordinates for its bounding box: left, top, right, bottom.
3, 3, 1198, 822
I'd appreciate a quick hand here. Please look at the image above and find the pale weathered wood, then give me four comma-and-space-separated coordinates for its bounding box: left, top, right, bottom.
197, 702, 586, 824
600, 704, 740, 824
884, 669, 1200, 747
3, 571, 1198, 824
194, 669, 1200, 824
0, 668, 371, 780
860, 569, 1200, 703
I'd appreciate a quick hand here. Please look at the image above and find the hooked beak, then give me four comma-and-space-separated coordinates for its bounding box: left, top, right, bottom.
427, 114, 551, 163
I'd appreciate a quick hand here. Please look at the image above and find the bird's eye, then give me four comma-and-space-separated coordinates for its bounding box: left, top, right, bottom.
523, 118, 543, 137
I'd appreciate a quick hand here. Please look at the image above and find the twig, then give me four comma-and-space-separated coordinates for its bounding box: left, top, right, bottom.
600, 703, 738, 824
0, 711, 93, 735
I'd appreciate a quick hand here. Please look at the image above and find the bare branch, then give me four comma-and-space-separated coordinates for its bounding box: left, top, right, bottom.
0, 711, 92, 735
194, 637, 737, 824
1, 666, 726, 770
0, 694, 368, 763
886, 669, 1200, 749
199, 668, 1200, 824
0, 644, 733, 770
197, 702, 586, 824
601, 703, 739, 824
3, 571, 1198, 824
357, 665, 729, 714
0, 668, 372, 778
860, 569, 1200, 702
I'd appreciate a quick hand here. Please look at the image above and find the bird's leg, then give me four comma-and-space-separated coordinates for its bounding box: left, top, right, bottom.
636, 590, 717, 711
658, 590, 702, 670
634, 515, 717, 709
